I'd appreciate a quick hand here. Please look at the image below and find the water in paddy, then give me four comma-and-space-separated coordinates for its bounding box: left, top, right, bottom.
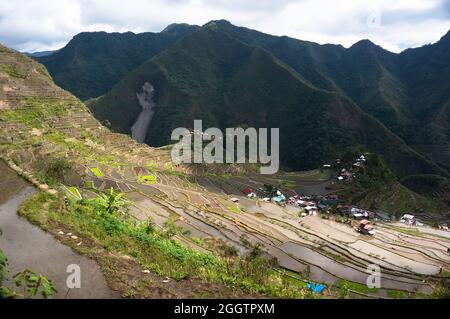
280, 241, 432, 293
293, 180, 332, 196
0, 161, 119, 298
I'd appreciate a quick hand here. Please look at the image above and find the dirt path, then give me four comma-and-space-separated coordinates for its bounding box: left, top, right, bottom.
0, 163, 119, 299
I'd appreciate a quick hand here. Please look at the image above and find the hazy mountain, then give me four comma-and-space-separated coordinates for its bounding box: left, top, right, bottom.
36, 23, 199, 100
24, 50, 55, 58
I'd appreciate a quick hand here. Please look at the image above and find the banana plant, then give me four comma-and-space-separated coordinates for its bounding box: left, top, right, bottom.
96, 187, 126, 215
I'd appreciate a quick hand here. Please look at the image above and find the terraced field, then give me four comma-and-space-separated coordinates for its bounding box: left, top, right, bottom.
1, 44, 449, 298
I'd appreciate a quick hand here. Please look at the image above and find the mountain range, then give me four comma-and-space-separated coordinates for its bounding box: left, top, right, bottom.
37, 23, 199, 100
3, 40, 450, 299
35, 20, 450, 203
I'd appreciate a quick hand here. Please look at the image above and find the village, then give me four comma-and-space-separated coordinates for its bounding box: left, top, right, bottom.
229, 153, 450, 238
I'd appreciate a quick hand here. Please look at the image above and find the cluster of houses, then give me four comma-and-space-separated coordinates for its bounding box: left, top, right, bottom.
336, 154, 367, 182
233, 186, 340, 217
398, 214, 450, 231
338, 205, 374, 219
226, 152, 450, 235
229, 184, 450, 236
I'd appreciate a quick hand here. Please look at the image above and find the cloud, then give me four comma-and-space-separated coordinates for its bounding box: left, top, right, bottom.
0, 0, 448, 53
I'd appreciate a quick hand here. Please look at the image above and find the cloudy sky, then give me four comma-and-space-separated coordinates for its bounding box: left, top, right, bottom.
0, 0, 449, 53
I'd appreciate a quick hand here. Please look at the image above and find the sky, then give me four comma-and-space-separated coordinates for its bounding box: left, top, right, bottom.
0, 0, 449, 53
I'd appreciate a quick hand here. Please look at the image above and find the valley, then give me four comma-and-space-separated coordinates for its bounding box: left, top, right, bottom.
1, 24, 450, 299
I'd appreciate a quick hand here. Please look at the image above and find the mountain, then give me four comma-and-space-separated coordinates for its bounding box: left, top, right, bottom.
34, 20, 450, 193
210, 22, 419, 141
36, 23, 199, 100
3, 43, 449, 299
397, 31, 450, 170
192, 21, 450, 169
0, 43, 300, 298
24, 50, 55, 58
88, 21, 445, 179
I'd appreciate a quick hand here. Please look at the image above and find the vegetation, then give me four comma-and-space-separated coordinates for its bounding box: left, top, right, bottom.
227, 205, 241, 214
336, 279, 379, 296
37, 24, 199, 100
87, 20, 449, 187
387, 289, 407, 299
0, 230, 56, 299
95, 187, 126, 215
0, 63, 27, 79
353, 154, 396, 189
18, 191, 313, 298
36, 158, 72, 186
429, 282, 450, 299
137, 175, 157, 185
335, 150, 446, 215
90, 167, 104, 178
12, 269, 57, 299
0, 97, 67, 129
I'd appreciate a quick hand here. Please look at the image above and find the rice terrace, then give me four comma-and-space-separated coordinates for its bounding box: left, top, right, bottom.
0, 0, 450, 309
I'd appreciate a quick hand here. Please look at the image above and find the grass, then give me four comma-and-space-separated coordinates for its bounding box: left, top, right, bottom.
227, 205, 241, 214
347, 181, 445, 216
337, 279, 379, 295
18, 191, 314, 298
222, 173, 232, 180
0, 63, 27, 79
387, 289, 407, 299
66, 187, 82, 200
384, 225, 423, 237
286, 169, 334, 182
90, 167, 104, 178
317, 247, 348, 264
137, 175, 156, 185
147, 162, 157, 171
282, 180, 297, 189
0, 97, 67, 129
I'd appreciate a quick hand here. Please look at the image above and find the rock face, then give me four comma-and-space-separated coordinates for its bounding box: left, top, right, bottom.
131, 82, 156, 143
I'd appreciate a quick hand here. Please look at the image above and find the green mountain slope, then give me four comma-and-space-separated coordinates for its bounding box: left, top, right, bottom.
36, 24, 199, 100
212, 21, 416, 140
398, 31, 450, 169
218, 22, 450, 170
88, 23, 443, 178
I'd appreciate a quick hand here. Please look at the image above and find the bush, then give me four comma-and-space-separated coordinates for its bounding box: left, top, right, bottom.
37, 158, 72, 186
